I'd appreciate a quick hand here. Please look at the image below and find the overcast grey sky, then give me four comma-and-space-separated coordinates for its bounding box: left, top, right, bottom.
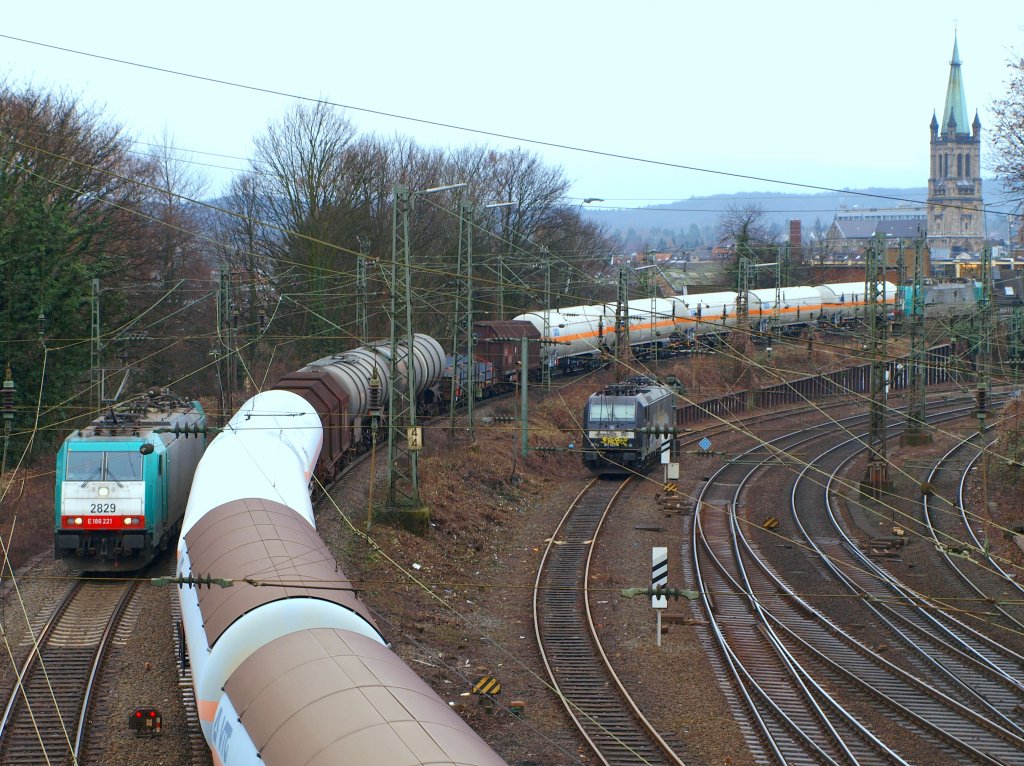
2, 1, 1022, 209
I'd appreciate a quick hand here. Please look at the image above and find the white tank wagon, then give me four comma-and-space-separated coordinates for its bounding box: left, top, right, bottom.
302, 333, 445, 443
177, 389, 507, 766
619, 295, 697, 348
748, 285, 823, 329
512, 304, 616, 368
514, 298, 699, 366
674, 290, 738, 339
513, 280, 904, 369
816, 281, 898, 324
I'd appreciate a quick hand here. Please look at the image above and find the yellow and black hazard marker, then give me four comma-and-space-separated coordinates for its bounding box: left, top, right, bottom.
473, 675, 501, 696
763, 517, 779, 530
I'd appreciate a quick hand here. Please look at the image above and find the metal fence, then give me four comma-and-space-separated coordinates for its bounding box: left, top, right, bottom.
676, 345, 952, 426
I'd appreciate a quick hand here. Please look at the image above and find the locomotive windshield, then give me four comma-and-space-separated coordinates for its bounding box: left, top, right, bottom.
66, 451, 143, 482
587, 401, 637, 427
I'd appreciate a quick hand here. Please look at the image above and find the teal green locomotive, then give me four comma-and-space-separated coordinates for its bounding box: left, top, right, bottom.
55, 390, 206, 571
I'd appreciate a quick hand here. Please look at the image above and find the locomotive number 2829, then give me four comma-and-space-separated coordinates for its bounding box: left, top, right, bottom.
89, 503, 118, 514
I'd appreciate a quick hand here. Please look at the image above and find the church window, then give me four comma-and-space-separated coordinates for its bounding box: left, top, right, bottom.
957, 154, 962, 177
966, 154, 971, 176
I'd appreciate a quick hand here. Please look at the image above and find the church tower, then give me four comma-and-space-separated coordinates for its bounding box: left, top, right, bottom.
927, 34, 984, 255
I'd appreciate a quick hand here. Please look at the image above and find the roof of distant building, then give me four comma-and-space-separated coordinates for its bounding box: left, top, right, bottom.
831, 219, 926, 239
835, 205, 927, 222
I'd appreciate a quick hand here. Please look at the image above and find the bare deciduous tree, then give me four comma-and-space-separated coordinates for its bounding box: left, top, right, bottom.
145, 128, 210, 286
244, 101, 364, 349
716, 203, 779, 288
989, 52, 1024, 207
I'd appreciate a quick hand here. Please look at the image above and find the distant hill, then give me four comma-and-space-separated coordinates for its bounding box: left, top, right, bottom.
585, 182, 1014, 250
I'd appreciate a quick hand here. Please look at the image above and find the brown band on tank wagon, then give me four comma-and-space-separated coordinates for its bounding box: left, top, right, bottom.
223, 628, 509, 766
183, 498, 380, 647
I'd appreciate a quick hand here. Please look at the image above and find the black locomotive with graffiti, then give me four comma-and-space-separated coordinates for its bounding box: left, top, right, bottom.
582, 377, 677, 475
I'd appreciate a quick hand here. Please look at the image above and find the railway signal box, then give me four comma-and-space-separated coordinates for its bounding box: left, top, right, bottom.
129, 708, 162, 737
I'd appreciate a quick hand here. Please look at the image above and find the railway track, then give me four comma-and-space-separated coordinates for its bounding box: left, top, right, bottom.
533, 477, 685, 766
0, 578, 139, 765
168, 589, 214, 766
694, 407, 911, 764
697, 397, 1024, 763
794, 414, 1024, 761
733, 397, 1024, 761
528, 397, 956, 764
923, 436, 1024, 633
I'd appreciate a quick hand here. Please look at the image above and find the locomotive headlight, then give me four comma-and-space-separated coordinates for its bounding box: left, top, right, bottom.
98, 486, 109, 497
73, 517, 83, 526
124, 518, 134, 525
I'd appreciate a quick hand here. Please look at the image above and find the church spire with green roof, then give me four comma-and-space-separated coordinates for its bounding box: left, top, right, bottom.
941, 33, 970, 137
927, 32, 984, 255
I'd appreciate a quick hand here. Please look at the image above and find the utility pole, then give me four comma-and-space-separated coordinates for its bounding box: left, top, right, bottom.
1010, 305, 1023, 387
542, 247, 553, 390
861, 235, 894, 497
646, 265, 659, 363
1009, 305, 1024, 475
772, 254, 782, 339
356, 237, 370, 344
902, 238, 932, 445
613, 265, 631, 382
449, 201, 476, 436
216, 266, 236, 417
496, 253, 505, 320
735, 254, 756, 407
975, 244, 993, 434
520, 334, 529, 458
496, 204, 513, 321
1009, 213, 1016, 269
386, 185, 422, 511
90, 278, 103, 413
1, 364, 14, 478
88, 280, 132, 411
735, 254, 752, 333
384, 182, 464, 516
894, 240, 906, 336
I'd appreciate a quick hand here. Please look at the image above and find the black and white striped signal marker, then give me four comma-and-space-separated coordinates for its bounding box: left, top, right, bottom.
652, 547, 668, 609
660, 437, 671, 464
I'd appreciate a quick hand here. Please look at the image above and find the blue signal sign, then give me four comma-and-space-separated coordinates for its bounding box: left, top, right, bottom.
698, 437, 712, 451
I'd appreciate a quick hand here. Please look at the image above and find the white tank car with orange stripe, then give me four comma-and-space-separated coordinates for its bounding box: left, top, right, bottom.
749, 286, 822, 327
817, 282, 897, 324
514, 281, 898, 366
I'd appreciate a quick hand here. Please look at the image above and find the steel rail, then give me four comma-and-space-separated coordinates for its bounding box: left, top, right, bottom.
0, 582, 80, 747
72, 580, 139, 758
0, 580, 137, 765
921, 437, 1024, 632
785, 407, 1024, 761
817, 417, 1024, 696
694, 409, 913, 764
533, 477, 685, 766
